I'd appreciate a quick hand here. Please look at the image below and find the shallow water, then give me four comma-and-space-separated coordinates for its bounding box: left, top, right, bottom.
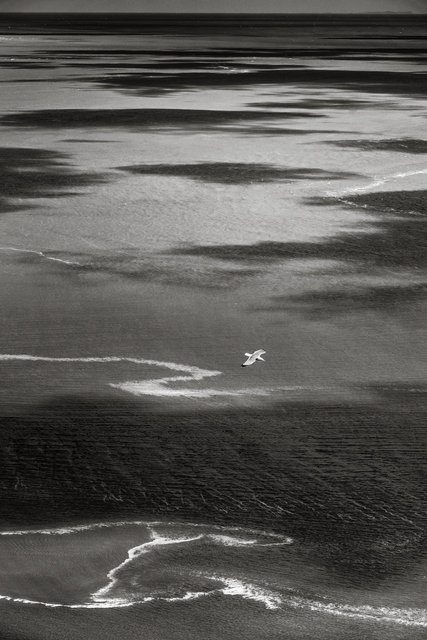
0, 519, 426, 639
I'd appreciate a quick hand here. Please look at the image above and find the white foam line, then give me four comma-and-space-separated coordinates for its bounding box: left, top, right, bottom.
3, 586, 424, 627
176, 522, 292, 544
215, 577, 427, 627
0, 590, 213, 610
111, 381, 328, 399
221, 577, 282, 610
1, 587, 426, 626
91, 525, 290, 606
326, 167, 427, 198
0, 521, 294, 611
0, 594, 65, 609
0, 592, 142, 609
0, 246, 80, 266
159, 591, 212, 603
0, 353, 222, 398
0, 353, 219, 376
44, 256, 79, 266
111, 379, 272, 398
210, 535, 257, 546
92, 526, 205, 604
0, 520, 149, 536
0, 519, 293, 545
287, 595, 427, 628
0, 522, 424, 627
0, 352, 320, 399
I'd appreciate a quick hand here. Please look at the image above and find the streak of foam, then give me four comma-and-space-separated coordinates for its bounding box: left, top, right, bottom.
0, 351, 321, 399
1, 586, 426, 627
90, 524, 290, 607
0, 519, 293, 544
159, 591, 212, 603
0, 520, 149, 536
0, 246, 80, 266
180, 522, 293, 545
0, 352, 222, 398
0, 590, 210, 609
286, 595, 427, 628
111, 381, 325, 399
221, 577, 282, 610
210, 535, 257, 546
111, 379, 271, 398
326, 166, 427, 199
0, 592, 137, 609
213, 578, 427, 627
92, 526, 205, 605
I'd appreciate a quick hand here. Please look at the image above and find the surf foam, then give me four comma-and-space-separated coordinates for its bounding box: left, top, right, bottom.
0, 352, 224, 398
0, 520, 424, 627
0, 246, 80, 266
326, 166, 427, 199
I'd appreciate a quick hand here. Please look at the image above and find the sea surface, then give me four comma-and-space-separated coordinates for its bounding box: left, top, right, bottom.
0, 12, 426, 640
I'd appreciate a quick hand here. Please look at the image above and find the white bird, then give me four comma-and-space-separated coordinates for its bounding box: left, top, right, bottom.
241, 349, 266, 367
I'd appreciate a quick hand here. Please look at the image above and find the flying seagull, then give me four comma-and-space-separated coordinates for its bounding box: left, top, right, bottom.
241, 349, 266, 367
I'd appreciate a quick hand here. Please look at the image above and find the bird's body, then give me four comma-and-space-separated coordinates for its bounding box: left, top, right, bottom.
241, 349, 266, 367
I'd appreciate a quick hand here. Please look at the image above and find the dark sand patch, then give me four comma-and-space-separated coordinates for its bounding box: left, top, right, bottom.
0, 147, 109, 215
325, 138, 427, 154
256, 284, 427, 319
59, 60, 303, 71
249, 98, 397, 110
12, 249, 262, 289
0, 108, 324, 133
173, 189, 427, 270
218, 127, 343, 136
37, 45, 427, 58
335, 188, 427, 214
61, 139, 119, 143
88, 67, 427, 99
0, 62, 60, 69
117, 162, 361, 185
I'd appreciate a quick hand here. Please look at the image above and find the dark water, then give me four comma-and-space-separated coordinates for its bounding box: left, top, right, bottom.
0, 394, 425, 638
0, 12, 426, 640
1, 394, 426, 557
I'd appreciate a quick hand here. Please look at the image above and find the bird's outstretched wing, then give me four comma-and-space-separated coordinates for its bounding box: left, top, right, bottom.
241, 354, 256, 367
252, 349, 266, 357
